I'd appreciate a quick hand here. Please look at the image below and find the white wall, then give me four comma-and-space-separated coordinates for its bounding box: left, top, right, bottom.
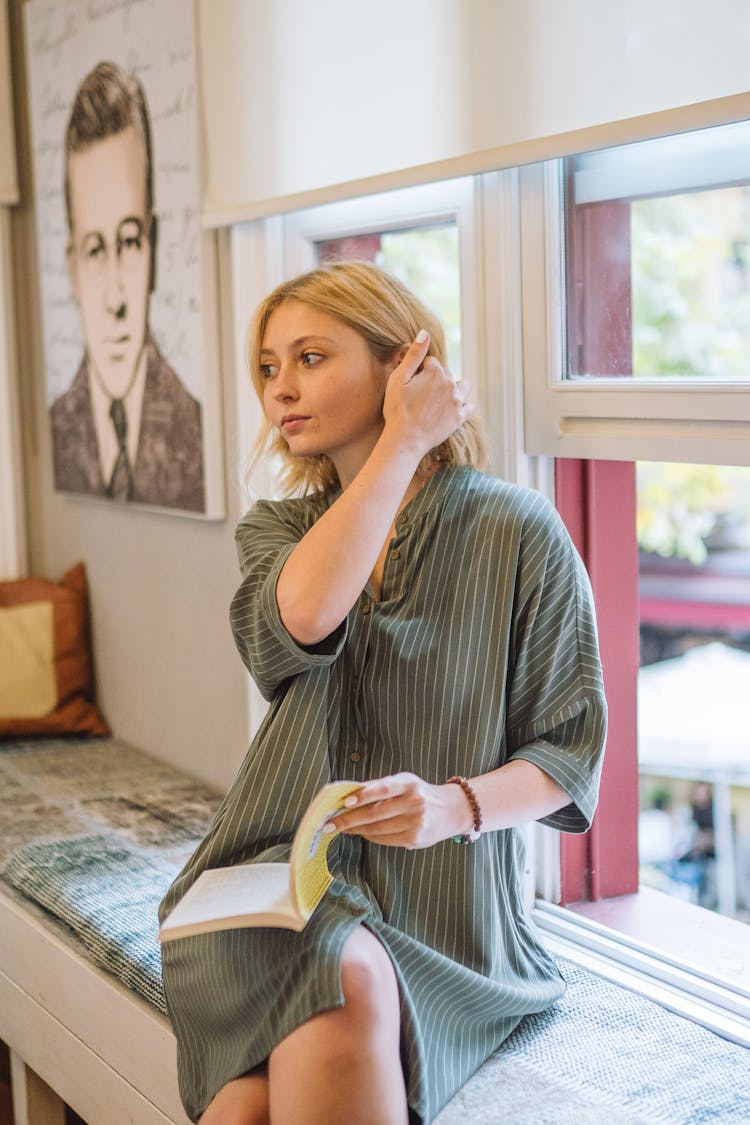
8, 0, 750, 789
198, 0, 750, 224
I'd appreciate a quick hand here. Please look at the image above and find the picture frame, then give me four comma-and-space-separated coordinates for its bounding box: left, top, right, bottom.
25, 0, 224, 518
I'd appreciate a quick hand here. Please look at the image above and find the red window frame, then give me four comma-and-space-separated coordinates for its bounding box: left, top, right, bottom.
555, 459, 640, 902
556, 189, 639, 902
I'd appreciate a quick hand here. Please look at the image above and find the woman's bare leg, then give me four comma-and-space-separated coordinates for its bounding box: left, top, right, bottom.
199, 1065, 270, 1125
268, 926, 408, 1125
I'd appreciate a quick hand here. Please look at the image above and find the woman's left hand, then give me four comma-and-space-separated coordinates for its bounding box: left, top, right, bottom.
325, 772, 471, 849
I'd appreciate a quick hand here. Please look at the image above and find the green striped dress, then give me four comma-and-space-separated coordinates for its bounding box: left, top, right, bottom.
159, 467, 607, 1123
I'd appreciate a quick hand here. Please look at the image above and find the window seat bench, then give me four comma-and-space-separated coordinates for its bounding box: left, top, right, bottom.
1, 737, 748, 1125
0, 736, 219, 1125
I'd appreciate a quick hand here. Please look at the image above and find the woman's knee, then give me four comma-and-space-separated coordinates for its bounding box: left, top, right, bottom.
199, 1068, 269, 1125
339, 926, 400, 1028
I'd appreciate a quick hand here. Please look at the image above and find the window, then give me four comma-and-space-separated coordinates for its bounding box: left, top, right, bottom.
638, 460, 750, 924
544, 124, 750, 931
528, 120, 750, 921
231, 134, 749, 919
316, 223, 462, 376
283, 179, 478, 388
630, 189, 750, 382
566, 122, 750, 383
521, 119, 750, 464
227, 125, 750, 1037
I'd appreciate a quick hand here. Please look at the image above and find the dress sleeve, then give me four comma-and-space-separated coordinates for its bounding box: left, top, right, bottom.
229, 499, 348, 701
505, 501, 608, 832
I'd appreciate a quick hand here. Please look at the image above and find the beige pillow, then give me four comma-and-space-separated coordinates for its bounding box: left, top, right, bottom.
0, 563, 109, 738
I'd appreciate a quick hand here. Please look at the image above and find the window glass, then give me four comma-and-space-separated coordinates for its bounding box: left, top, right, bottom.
316, 223, 462, 376
564, 120, 750, 382
632, 188, 750, 379
637, 461, 750, 924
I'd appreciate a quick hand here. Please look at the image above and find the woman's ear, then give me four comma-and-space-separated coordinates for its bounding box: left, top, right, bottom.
387, 345, 409, 374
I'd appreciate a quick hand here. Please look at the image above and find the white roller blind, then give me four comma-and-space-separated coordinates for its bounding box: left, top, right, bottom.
198, 0, 750, 227
0, 0, 18, 205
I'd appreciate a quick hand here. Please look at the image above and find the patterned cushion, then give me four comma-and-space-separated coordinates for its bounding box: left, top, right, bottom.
2, 834, 175, 1012
0, 737, 221, 1012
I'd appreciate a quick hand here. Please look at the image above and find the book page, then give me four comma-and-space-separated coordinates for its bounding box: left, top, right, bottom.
290, 781, 362, 920
159, 863, 293, 939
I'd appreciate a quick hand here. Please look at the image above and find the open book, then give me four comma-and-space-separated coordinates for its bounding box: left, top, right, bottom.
159, 780, 362, 942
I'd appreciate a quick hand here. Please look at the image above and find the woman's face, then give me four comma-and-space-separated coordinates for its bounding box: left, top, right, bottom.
260, 300, 390, 485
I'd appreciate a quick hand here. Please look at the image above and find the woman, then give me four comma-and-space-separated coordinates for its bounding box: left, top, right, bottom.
159, 261, 607, 1124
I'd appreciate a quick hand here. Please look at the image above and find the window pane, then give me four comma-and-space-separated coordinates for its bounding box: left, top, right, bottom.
637, 461, 750, 924
316, 223, 462, 376
564, 120, 750, 382
632, 187, 750, 379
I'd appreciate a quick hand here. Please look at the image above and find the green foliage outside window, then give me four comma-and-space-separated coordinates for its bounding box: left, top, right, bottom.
378, 225, 462, 377
637, 463, 750, 564
633, 185, 750, 562
631, 186, 750, 380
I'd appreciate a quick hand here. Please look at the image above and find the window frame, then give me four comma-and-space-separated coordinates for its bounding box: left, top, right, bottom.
521, 158, 750, 466
573, 120, 750, 205
554, 458, 640, 904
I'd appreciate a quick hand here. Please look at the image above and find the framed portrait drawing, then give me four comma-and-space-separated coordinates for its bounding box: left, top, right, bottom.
25, 0, 224, 518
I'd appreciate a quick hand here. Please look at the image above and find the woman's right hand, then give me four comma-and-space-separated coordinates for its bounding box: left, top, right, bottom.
275, 330, 471, 647
382, 331, 474, 458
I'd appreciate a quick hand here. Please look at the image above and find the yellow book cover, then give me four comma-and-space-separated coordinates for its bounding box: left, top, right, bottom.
159, 781, 361, 942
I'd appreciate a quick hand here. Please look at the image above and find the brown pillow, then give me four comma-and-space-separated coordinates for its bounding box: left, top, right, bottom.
0, 562, 109, 738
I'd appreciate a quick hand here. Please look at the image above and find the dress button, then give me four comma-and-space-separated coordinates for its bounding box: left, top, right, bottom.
398, 514, 408, 526
361, 602, 371, 615
390, 549, 400, 561
350, 752, 361, 762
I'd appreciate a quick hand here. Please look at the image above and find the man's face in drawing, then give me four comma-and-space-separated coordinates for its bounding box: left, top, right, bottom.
66, 125, 152, 400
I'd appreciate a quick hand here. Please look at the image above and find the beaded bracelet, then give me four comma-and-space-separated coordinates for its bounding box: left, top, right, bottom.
446, 775, 482, 844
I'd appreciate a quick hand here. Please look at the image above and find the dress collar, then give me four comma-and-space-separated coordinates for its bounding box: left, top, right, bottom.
397, 465, 471, 527
321, 465, 472, 523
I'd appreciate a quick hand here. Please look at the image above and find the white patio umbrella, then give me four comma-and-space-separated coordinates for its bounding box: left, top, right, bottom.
638, 642, 750, 914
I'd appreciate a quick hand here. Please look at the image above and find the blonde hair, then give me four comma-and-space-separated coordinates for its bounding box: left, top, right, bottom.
247, 260, 487, 495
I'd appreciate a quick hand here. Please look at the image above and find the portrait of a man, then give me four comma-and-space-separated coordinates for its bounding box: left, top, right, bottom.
50, 61, 205, 512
